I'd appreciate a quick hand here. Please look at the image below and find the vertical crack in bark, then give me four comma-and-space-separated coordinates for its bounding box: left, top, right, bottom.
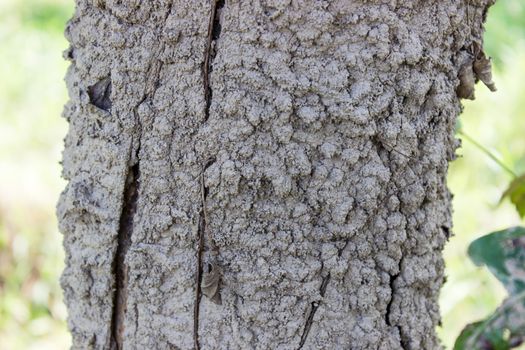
194, 158, 216, 350
203, 0, 224, 121
110, 161, 140, 350
297, 273, 331, 349
193, 208, 205, 350
108, 53, 161, 347
385, 272, 399, 327
386, 258, 408, 350
194, 1, 224, 348
297, 241, 348, 349
108, 39, 162, 350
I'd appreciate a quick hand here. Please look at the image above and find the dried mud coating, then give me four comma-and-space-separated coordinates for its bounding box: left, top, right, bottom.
58, 0, 494, 349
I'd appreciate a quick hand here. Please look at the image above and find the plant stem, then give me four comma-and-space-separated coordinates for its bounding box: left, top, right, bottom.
458, 130, 517, 178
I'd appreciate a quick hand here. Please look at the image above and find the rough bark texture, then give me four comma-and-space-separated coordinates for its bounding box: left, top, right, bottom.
58, 1, 494, 349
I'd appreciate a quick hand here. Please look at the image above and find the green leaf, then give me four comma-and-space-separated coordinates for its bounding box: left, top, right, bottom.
501, 174, 525, 218
484, 328, 510, 350
454, 321, 484, 350
453, 291, 525, 350
468, 226, 525, 294
457, 227, 525, 349
453, 320, 510, 350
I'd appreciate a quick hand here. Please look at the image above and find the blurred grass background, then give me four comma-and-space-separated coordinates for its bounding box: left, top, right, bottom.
0, 0, 523, 349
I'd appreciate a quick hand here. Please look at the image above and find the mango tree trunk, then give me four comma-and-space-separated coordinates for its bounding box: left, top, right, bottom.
58, 0, 494, 349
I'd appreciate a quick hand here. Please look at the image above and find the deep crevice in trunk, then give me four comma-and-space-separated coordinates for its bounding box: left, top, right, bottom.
386, 258, 408, 350
110, 162, 140, 350
194, 2, 225, 348
385, 272, 399, 328
203, 0, 225, 122
194, 157, 218, 350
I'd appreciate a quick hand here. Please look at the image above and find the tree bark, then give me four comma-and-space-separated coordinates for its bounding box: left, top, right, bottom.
58, 1, 494, 349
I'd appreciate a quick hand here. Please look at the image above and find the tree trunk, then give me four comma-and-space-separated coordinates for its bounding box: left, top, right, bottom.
58, 1, 494, 349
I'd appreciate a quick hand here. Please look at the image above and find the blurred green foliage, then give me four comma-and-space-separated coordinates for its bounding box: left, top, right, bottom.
454, 227, 525, 349
0, 0, 523, 349
442, 1, 525, 348
484, 0, 525, 67
0, 0, 73, 348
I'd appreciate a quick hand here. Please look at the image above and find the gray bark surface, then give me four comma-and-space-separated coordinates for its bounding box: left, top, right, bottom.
58, 1, 494, 349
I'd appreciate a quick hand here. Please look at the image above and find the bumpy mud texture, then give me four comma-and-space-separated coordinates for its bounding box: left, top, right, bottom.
58, 1, 494, 349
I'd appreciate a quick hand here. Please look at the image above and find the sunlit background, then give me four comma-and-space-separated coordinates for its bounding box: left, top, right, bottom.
0, 0, 523, 349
